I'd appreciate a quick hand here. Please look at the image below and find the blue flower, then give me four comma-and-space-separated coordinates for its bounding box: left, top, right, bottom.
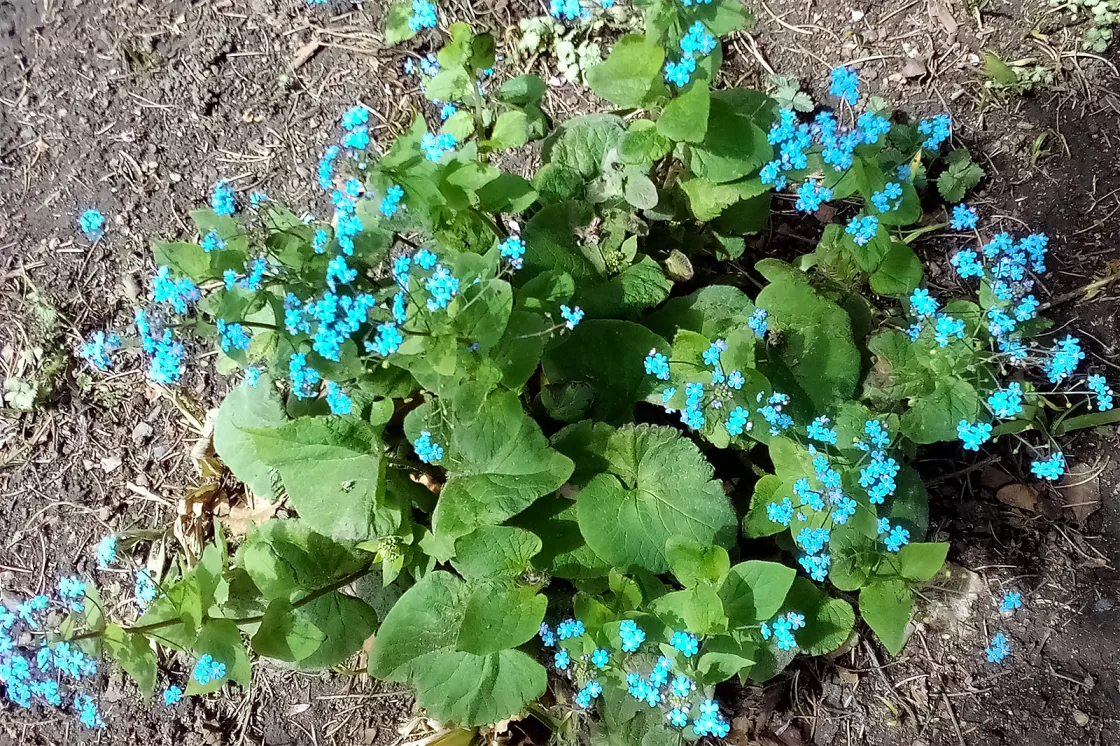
957, 420, 992, 451
366, 322, 404, 357
289, 353, 322, 399
1030, 452, 1065, 481
951, 203, 978, 230
317, 145, 340, 190
748, 307, 769, 337
795, 179, 833, 213
201, 229, 226, 253
57, 576, 86, 613
999, 591, 1023, 613
986, 632, 1011, 663
664, 54, 697, 87
806, 416, 837, 444
135, 570, 159, 608
829, 66, 860, 105
871, 182, 903, 213
216, 320, 251, 353
560, 304, 584, 329
211, 181, 235, 216
392, 292, 408, 324
857, 111, 892, 143
415, 249, 439, 270
79, 331, 121, 372
554, 649, 571, 670
767, 496, 794, 526
669, 675, 694, 697
414, 430, 444, 464
341, 125, 370, 150
1088, 374, 1115, 411
549, 0, 590, 21
249, 190, 268, 208
96, 535, 117, 569
421, 132, 457, 161
325, 381, 352, 415
163, 685, 184, 706
934, 314, 965, 347
680, 21, 716, 56
78, 209, 106, 240
153, 265, 201, 314
500, 236, 526, 270
591, 648, 609, 668
669, 630, 699, 657
725, 406, 750, 437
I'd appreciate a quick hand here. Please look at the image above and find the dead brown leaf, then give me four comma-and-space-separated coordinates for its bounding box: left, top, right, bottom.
927, 0, 960, 37
1058, 465, 1101, 523
980, 465, 1014, 491
996, 482, 1039, 512
901, 55, 928, 79
222, 494, 280, 536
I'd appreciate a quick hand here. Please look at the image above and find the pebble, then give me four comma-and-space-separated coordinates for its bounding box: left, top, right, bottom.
1073, 710, 1090, 726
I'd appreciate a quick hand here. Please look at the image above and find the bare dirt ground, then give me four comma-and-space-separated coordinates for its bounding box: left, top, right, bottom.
1, 0, 1119, 744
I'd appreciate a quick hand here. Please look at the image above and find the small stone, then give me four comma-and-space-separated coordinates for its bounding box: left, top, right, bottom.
1073, 710, 1090, 727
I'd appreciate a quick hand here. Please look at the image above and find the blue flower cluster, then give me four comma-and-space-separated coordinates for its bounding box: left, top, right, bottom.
414, 430, 444, 463
421, 132, 456, 161
1046, 335, 1084, 383
325, 381, 352, 415
135, 569, 159, 608
951, 203, 978, 230
79, 209, 106, 241
669, 630, 699, 657
918, 114, 952, 150
560, 304, 584, 329
663, 21, 715, 87
985, 632, 1010, 663
192, 654, 227, 685
1088, 374, 1114, 411
795, 179, 832, 213
549, 0, 590, 21
96, 535, 117, 569
845, 214, 879, 246
439, 102, 457, 120
135, 310, 186, 385
956, 420, 992, 451
619, 619, 645, 652
289, 353, 322, 399
211, 181, 235, 216
425, 264, 460, 311
757, 391, 793, 436
318, 145, 340, 190
883, 524, 910, 553
500, 236, 526, 270
1030, 451, 1065, 481
408, 0, 437, 31
871, 182, 903, 213
380, 185, 405, 217
201, 229, 226, 253
829, 66, 860, 105
748, 307, 768, 337
153, 266, 201, 314
806, 416, 837, 444
366, 322, 404, 356
79, 330, 121, 371
760, 611, 805, 651
163, 685, 184, 706
216, 319, 251, 352
987, 382, 1023, 419
644, 349, 670, 380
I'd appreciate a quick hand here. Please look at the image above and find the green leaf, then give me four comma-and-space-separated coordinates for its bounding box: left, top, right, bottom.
578, 256, 673, 319
623, 173, 659, 210
103, 624, 157, 698
541, 114, 626, 180
694, 0, 755, 35
426, 67, 473, 102
250, 418, 399, 542
385, 1, 418, 45
982, 50, 1019, 86
476, 173, 539, 213
680, 177, 768, 221
696, 635, 756, 685
870, 243, 923, 296
896, 542, 949, 582
575, 424, 736, 573
542, 320, 668, 423
251, 599, 326, 662
782, 578, 855, 656
153, 241, 210, 282
646, 285, 756, 340
901, 376, 981, 444
742, 475, 787, 539
487, 111, 530, 151
585, 35, 667, 109
522, 200, 599, 282
665, 538, 730, 587
859, 579, 913, 655
657, 80, 710, 143
214, 375, 286, 499
235, 520, 369, 601
452, 526, 542, 581
827, 526, 879, 592
368, 571, 546, 726
687, 93, 773, 184
498, 74, 547, 106
295, 592, 379, 669
448, 278, 513, 351
186, 619, 251, 695
650, 586, 726, 635
754, 265, 860, 410
937, 149, 984, 202
509, 495, 612, 581
407, 385, 574, 545
719, 560, 796, 625
1052, 406, 1120, 436
619, 120, 671, 165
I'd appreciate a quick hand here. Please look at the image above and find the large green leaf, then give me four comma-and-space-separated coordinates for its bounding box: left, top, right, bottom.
754, 262, 860, 410
859, 579, 913, 655
585, 35, 667, 109
251, 599, 326, 663
249, 417, 400, 542
541, 114, 626, 180
896, 542, 949, 582
578, 256, 673, 319
827, 526, 879, 592
687, 93, 773, 184
542, 320, 668, 423
900, 376, 981, 444
575, 424, 736, 573
665, 538, 730, 588
404, 384, 574, 546
646, 285, 756, 340
781, 578, 855, 657
368, 571, 546, 726
657, 80, 710, 143
453, 526, 542, 581
522, 201, 599, 283
213, 376, 286, 499
294, 592, 379, 669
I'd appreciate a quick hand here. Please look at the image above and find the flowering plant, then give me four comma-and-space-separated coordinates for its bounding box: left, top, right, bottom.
42, 0, 1118, 740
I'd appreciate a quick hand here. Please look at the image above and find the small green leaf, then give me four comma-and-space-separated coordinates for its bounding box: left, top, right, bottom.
153, 241, 209, 282
827, 526, 878, 592
498, 74, 547, 106
619, 120, 671, 165
937, 149, 984, 202
870, 243, 923, 296
982, 51, 1019, 86
657, 80, 710, 143
782, 578, 855, 656
487, 110, 530, 150
859, 579, 913, 655
901, 376, 981, 444
585, 35, 667, 109
251, 599, 326, 662
650, 586, 726, 635
385, 1, 419, 45
623, 173, 659, 210
665, 538, 730, 587
896, 542, 949, 582
103, 624, 157, 698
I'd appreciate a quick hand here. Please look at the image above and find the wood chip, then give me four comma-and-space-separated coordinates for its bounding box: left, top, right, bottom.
996, 482, 1039, 512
